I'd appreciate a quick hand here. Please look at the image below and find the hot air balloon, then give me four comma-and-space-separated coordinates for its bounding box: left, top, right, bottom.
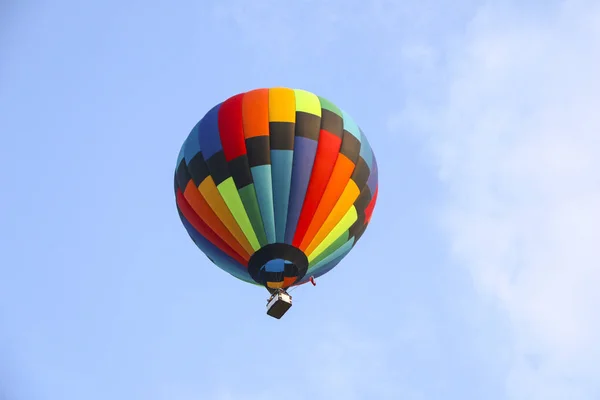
174, 87, 378, 318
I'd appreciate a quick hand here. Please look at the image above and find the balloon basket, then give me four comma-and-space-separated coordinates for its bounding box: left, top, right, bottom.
266, 290, 292, 319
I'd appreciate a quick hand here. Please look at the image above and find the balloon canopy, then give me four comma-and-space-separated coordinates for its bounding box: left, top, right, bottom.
174, 87, 378, 291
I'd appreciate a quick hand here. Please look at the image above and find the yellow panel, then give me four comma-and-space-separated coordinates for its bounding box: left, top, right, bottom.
304, 180, 361, 255
299, 154, 355, 251
198, 177, 254, 255
293, 89, 321, 116
267, 281, 284, 289
308, 206, 358, 262
217, 177, 261, 251
268, 87, 296, 122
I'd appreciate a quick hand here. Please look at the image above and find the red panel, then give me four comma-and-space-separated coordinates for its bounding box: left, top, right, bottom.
283, 277, 297, 288
218, 93, 247, 161
183, 181, 250, 261
176, 188, 247, 266
292, 130, 342, 247
364, 185, 378, 224
299, 154, 354, 250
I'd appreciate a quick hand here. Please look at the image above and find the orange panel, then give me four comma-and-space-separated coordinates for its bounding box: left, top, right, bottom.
268, 87, 296, 122
304, 179, 361, 255
242, 89, 270, 138
183, 181, 250, 261
176, 189, 247, 266
198, 177, 255, 256
300, 154, 355, 250
267, 281, 284, 289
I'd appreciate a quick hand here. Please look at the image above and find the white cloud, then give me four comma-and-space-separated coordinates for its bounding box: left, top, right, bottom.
203, 0, 600, 397
399, 1, 600, 398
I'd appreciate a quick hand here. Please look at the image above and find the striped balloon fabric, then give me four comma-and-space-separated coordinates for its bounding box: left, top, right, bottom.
174, 87, 378, 291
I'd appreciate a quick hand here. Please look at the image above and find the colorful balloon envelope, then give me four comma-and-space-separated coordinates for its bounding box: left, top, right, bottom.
174, 87, 378, 293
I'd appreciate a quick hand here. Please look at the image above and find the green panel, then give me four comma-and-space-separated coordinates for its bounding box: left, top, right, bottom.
239, 183, 268, 247
308, 206, 358, 262
217, 177, 261, 251
309, 231, 349, 267
318, 96, 343, 117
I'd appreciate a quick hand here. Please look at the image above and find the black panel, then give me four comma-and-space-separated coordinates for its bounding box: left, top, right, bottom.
247, 243, 309, 288
263, 271, 284, 283
176, 159, 192, 191
284, 262, 299, 277
295, 112, 321, 141
206, 150, 230, 186
187, 152, 210, 186
339, 131, 361, 162
320, 109, 343, 138
246, 136, 271, 167
349, 213, 366, 239
354, 186, 373, 215
350, 157, 370, 189
354, 222, 368, 242
258, 262, 301, 288
352, 186, 373, 243
269, 122, 295, 150
229, 154, 253, 189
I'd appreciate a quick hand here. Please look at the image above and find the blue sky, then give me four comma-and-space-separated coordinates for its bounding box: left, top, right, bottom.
1, 1, 599, 399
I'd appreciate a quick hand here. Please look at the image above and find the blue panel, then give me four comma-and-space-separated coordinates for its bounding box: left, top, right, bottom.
297, 258, 343, 284
341, 109, 361, 141
271, 149, 294, 243
176, 145, 185, 168
358, 128, 373, 169
251, 165, 276, 243
367, 155, 378, 194
297, 239, 354, 285
179, 213, 253, 283
197, 103, 223, 160
264, 259, 285, 272
183, 122, 202, 163
311, 258, 343, 280
284, 137, 318, 244
309, 238, 354, 271
300, 240, 354, 283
